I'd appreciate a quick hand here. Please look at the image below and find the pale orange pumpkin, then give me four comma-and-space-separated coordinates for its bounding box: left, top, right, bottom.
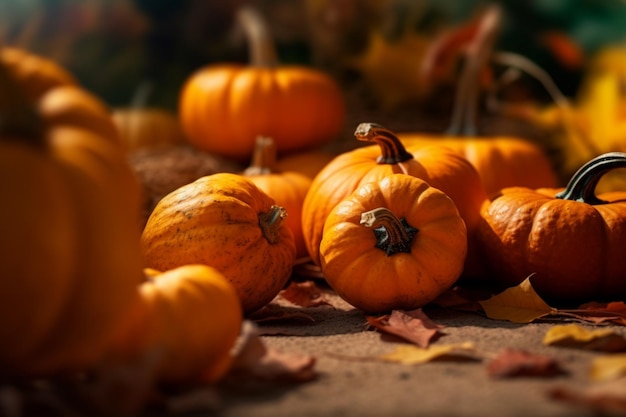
141, 172, 297, 313
112, 107, 186, 152
178, 6, 345, 161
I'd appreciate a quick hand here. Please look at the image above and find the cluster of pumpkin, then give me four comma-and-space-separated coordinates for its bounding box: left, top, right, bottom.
4, 5, 626, 393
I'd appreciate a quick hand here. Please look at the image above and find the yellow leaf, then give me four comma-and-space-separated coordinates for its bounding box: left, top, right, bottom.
590, 354, 626, 381
543, 324, 626, 352
379, 342, 479, 365
478, 277, 556, 323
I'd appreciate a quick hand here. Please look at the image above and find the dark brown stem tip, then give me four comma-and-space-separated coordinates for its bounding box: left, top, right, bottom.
259, 205, 288, 244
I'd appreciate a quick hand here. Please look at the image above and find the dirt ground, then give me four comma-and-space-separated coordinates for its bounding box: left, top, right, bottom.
201, 286, 625, 417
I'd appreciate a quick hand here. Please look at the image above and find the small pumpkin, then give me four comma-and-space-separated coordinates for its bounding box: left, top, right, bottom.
477, 152, 626, 305
320, 174, 467, 313
137, 264, 243, 382
140, 172, 297, 313
112, 107, 186, 152
179, 6, 345, 161
302, 122, 487, 278
0, 49, 145, 375
243, 136, 312, 259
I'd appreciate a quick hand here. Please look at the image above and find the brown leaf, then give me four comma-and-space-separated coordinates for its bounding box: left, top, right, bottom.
478, 276, 557, 323
548, 377, 626, 415
543, 324, 626, 352
431, 287, 484, 313
486, 348, 566, 378
277, 280, 334, 308
366, 309, 445, 348
563, 301, 626, 326
248, 303, 317, 324
228, 321, 317, 383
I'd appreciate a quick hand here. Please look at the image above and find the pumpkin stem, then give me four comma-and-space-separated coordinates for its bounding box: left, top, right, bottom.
447, 4, 501, 136
244, 136, 276, 175
0, 56, 43, 144
360, 207, 418, 256
354, 123, 414, 164
259, 205, 288, 244
555, 152, 626, 204
237, 6, 279, 68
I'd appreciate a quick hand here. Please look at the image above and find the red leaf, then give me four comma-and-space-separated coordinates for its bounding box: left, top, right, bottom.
228, 322, 317, 383
486, 348, 566, 378
276, 281, 334, 308
366, 309, 445, 348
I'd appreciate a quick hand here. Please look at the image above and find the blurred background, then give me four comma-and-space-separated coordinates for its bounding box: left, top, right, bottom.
2, 0, 625, 111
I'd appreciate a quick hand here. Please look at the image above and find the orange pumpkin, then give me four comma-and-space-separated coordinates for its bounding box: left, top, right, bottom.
320, 174, 467, 313
399, 135, 558, 197
137, 265, 242, 382
243, 136, 311, 259
477, 152, 626, 305
275, 148, 336, 180
302, 123, 487, 278
0, 49, 145, 375
178, 6, 345, 161
140, 172, 296, 313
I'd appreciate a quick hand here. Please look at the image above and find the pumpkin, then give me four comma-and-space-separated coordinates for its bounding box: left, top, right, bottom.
140, 172, 297, 313
302, 122, 487, 278
178, 6, 345, 161
400, 135, 558, 197
243, 136, 312, 259
0, 47, 77, 100
137, 264, 242, 382
0, 49, 145, 375
477, 152, 626, 305
320, 174, 467, 313
112, 107, 186, 152
275, 148, 336, 180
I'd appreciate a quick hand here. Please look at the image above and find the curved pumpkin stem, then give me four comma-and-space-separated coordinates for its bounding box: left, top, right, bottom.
244, 136, 276, 175
555, 152, 626, 205
236, 6, 279, 68
354, 123, 414, 164
360, 207, 418, 256
259, 205, 288, 244
0, 55, 43, 144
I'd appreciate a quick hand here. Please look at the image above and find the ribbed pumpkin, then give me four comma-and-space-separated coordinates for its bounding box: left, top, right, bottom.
112, 107, 186, 152
179, 6, 345, 161
243, 136, 311, 259
0, 49, 145, 375
320, 174, 467, 313
477, 152, 626, 305
137, 264, 242, 382
302, 123, 487, 278
140, 172, 296, 313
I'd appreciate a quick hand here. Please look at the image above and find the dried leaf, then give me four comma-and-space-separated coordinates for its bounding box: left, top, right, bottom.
366, 309, 445, 348
486, 348, 566, 378
478, 277, 557, 323
228, 322, 317, 383
431, 287, 485, 313
543, 324, 626, 352
248, 303, 317, 324
548, 377, 626, 415
591, 355, 626, 381
277, 280, 334, 308
380, 342, 480, 365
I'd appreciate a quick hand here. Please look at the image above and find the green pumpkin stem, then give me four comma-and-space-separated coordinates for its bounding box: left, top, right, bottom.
237, 6, 279, 68
0, 56, 43, 144
259, 205, 288, 244
354, 123, 414, 164
555, 152, 626, 205
360, 207, 418, 256
244, 136, 276, 175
